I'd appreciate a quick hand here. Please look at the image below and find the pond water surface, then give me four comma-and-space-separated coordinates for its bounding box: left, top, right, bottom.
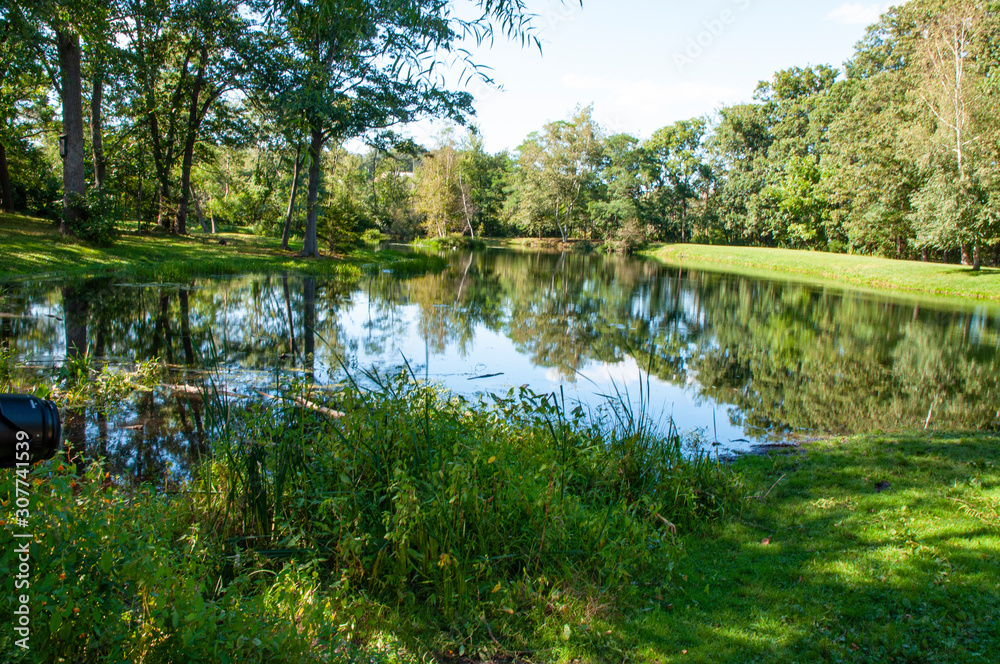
2, 247, 999, 478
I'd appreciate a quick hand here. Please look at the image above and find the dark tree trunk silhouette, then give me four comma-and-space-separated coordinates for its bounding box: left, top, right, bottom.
281, 144, 304, 250
303, 276, 316, 378
301, 128, 324, 257
0, 142, 14, 212
57, 28, 86, 236
91, 77, 106, 189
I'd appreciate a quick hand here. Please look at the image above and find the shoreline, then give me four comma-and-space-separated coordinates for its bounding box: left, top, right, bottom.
643, 243, 1000, 305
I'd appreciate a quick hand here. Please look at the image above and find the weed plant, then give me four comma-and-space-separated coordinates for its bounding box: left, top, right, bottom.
0, 352, 742, 661
198, 370, 742, 659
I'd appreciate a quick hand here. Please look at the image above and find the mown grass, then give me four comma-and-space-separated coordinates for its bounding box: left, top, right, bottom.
638, 432, 1000, 663
646, 244, 1000, 303
0, 213, 444, 282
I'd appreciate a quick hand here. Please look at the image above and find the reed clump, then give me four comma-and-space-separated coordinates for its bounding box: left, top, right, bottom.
200, 371, 744, 656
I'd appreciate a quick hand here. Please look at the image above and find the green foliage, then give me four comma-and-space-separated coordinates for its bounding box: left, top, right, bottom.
0, 459, 370, 662
360, 228, 386, 244
70, 189, 121, 246
203, 371, 741, 654
411, 234, 482, 250
0, 139, 60, 218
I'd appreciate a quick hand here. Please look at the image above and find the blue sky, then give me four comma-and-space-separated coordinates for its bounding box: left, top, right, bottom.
402, 0, 903, 153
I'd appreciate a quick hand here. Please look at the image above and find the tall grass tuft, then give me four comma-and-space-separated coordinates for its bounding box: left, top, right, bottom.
200, 368, 745, 652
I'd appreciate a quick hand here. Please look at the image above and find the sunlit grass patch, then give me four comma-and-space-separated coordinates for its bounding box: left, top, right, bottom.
638, 431, 1000, 663
647, 243, 1000, 304
0, 213, 444, 283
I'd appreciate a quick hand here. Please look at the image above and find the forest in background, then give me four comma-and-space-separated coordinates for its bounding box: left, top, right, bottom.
2, 0, 1000, 267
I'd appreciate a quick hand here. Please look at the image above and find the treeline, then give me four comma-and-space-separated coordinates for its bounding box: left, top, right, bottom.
411, 0, 1000, 267
0, 0, 540, 253
2, 0, 999, 268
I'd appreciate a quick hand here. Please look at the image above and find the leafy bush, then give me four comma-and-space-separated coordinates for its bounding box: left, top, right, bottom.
205, 372, 744, 656
412, 234, 483, 250
360, 228, 387, 244
4, 138, 61, 219
0, 459, 371, 663
69, 190, 121, 246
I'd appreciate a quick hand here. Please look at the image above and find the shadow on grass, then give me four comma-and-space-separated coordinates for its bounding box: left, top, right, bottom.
629, 432, 1000, 664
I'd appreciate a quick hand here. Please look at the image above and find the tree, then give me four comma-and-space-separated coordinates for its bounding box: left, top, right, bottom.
511, 106, 602, 242
907, 0, 996, 269
415, 135, 465, 238
0, 12, 50, 213
458, 128, 512, 238
10, 1, 104, 234
268, 0, 557, 257
642, 118, 710, 242
119, 0, 266, 234
708, 103, 774, 245
589, 132, 644, 249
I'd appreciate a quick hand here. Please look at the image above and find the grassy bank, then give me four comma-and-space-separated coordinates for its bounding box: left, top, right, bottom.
2, 346, 998, 662
0, 213, 444, 282
0, 361, 740, 663
639, 432, 1000, 663
646, 244, 1000, 303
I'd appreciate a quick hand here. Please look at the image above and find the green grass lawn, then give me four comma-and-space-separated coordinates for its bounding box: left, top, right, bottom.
646, 244, 1000, 303
0, 213, 439, 282
635, 432, 1000, 664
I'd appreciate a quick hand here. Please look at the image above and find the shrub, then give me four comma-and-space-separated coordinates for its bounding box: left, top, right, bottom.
204, 372, 744, 655
69, 190, 121, 246
360, 228, 387, 244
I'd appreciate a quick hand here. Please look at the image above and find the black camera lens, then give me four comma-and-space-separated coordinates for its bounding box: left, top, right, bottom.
0, 395, 62, 469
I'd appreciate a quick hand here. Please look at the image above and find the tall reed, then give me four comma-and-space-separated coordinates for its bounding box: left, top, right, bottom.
199, 367, 744, 645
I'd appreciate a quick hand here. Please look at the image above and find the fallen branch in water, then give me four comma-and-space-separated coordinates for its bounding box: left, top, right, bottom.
163, 383, 240, 399
468, 372, 504, 381
253, 389, 345, 418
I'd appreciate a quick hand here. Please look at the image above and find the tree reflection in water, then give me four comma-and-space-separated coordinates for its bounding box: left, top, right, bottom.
1, 249, 997, 475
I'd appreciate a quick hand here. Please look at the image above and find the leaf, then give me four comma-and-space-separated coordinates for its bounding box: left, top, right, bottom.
98, 550, 113, 574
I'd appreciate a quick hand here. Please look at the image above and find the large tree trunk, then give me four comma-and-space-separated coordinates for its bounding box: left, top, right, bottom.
175, 51, 207, 236
961, 243, 972, 267
157, 185, 171, 230
57, 29, 86, 236
190, 185, 209, 233
972, 242, 981, 271
301, 128, 325, 257
91, 77, 106, 189
0, 141, 13, 212
281, 144, 303, 250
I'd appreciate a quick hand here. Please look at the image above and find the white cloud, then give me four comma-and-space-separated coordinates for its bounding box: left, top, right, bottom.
825, 3, 883, 25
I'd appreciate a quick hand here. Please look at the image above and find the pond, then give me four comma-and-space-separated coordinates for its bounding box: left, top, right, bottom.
2, 247, 999, 478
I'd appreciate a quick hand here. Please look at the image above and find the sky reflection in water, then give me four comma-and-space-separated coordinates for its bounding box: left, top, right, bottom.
2, 247, 998, 479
